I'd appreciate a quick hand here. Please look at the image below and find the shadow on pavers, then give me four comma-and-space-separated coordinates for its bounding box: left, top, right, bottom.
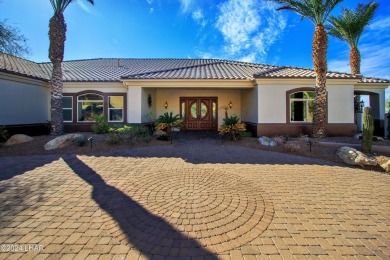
0, 155, 61, 181
63, 155, 218, 259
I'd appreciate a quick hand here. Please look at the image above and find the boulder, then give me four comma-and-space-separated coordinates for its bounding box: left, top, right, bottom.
153, 130, 166, 137
4, 134, 33, 146
380, 160, 390, 172
44, 133, 83, 150
258, 136, 277, 147
336, 146, 377, 167
284, 142, 301, 152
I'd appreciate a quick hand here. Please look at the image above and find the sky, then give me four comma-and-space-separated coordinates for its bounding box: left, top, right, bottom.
1, 0, 389, 99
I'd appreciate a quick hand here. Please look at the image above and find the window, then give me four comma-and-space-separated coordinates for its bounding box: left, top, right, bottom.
62, 96, 73, 122
290, 91, 314, 122
77, 94, 104, 122
108, 96, 124, 122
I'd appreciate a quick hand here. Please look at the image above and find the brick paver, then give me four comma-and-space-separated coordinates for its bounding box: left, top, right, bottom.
0, 140, 389, 259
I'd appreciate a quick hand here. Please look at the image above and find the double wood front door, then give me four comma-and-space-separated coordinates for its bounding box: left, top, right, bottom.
180, 97, 218, 130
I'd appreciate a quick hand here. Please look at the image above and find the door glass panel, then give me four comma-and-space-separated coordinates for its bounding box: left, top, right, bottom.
212, 101, 216, 122
200, 102, 208, 119
181, 101, 186, 120
190, 102, 197, 119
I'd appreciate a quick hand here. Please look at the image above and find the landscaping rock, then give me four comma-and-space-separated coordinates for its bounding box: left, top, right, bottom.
44, 133, 84, 150
284, 142, 301, 152
336, 146, 377, 167
153, 130, 166, 137
4, 134, 33, 146
380, 160, 390, 172
258, 136, 277, 147
272, 136, 285, 145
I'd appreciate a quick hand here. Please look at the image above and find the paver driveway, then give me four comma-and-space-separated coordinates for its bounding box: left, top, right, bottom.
0, 140, 389, 259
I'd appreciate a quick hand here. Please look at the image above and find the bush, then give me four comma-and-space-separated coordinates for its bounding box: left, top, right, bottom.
218, 115, 246, 141
0, 126, 8, 142
105, 124, 152, 145
155, 112, 182, 135
105, 131, 122, 145
74, 135, 88, 147
91, 115, 109, 134
239, 131, 252, 138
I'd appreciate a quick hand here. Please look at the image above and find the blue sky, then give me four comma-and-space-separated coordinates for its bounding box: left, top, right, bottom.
1, 0, 389, 85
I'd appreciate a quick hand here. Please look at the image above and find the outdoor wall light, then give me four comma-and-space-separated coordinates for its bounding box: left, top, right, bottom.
164, 101, 168, 109
229, 101, 233, 109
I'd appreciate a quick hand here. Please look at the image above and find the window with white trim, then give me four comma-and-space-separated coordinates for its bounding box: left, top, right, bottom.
290, 91, 314, 122
77, 94, 104, 122
62, 96, 73, 122
108, 96, 124, 122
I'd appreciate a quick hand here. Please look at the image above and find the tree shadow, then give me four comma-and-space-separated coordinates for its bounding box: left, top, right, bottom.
63, 155, 218, 259
0, 155, 61, 181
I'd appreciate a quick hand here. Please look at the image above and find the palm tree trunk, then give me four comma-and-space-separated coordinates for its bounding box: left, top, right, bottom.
49, 13, 67, 135
350, 46, 361, 74
50, 61, 64, 135
312, 25, 328, 138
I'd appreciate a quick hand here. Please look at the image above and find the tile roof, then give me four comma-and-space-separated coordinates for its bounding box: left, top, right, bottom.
0, 52, 389, 84
0, 53, 50, 81
359, 76, 390, 84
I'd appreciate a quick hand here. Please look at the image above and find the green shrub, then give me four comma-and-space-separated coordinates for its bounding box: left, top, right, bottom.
155, 112, 182, 135
74, 135, 88, 147
91, 115, 109, 134
239, 131, 252, 137
105, 132, 122, 145
105, 124, 152, 145
218, 115, 246, 141
0, 126, 8, 142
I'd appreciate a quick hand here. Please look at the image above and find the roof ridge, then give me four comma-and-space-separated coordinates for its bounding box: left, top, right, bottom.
122, 60, 225, 79
254, 66, 286, 77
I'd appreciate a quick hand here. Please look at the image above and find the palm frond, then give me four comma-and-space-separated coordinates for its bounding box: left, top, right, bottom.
327, 1, 379, 47
268, 0, 344, 25
50, 0, 94, 14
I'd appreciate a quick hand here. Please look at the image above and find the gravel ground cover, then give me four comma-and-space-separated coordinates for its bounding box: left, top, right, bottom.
0, 132, 389, 173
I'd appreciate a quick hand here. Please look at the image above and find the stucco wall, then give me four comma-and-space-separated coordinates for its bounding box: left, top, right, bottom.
257, 84, 355, 124
327, 85, 354, 123
141, 88, 156, 123
63, 82, 126, 93
241, 87, 258, 123
0, 78, 50, 125
155, 89, 241, 127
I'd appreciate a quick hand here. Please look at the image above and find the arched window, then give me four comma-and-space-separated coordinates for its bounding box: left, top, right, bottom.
77, 94, 104, 122
290, 91, 314, 122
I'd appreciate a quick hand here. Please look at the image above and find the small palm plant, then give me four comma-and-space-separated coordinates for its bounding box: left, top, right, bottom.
155, 112, 183, 136
218, 115, 246, 141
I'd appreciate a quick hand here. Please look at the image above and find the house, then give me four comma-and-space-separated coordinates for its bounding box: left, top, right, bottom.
1, 52, 389, 137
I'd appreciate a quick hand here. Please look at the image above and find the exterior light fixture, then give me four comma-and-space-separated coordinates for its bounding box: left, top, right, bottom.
164, 101, 168, 109
229, 101, 233, 109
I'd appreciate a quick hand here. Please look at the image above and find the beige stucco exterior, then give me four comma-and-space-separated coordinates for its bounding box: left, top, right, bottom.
1, 70, 388, 137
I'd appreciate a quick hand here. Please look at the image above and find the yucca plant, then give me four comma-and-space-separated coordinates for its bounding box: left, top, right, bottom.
155, 112, 183, 136
218, 115, 246, 141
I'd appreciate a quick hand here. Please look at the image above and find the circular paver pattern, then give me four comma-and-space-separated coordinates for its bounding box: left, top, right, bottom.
102, 168, 273, 255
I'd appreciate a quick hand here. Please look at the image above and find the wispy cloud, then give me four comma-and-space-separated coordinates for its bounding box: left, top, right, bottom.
178, 0, 194, 13
329, 15, 390, 80
192, 8, 207, 27
215, 0, 286, 63
77, 1, 96, 15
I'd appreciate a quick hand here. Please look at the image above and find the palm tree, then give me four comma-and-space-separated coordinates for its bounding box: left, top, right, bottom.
49, 0, 94, 135
327, 2, 378, 74
268, 0, 343, 138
